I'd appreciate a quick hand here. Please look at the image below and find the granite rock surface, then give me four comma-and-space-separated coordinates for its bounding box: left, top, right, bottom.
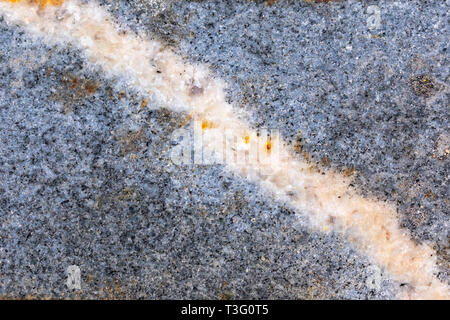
0, 0, 448, 299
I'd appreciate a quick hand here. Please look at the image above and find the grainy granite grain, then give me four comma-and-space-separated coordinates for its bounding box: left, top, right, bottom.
0, 0, 448, 299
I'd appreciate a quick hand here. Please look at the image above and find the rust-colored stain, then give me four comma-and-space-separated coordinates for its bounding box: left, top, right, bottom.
218, 292, 233, 300
265, 0, 277, 6
321, 156, 331, 167
424, 192, 436, 200
266, 138, 272, 153
302, 151, 310, 162
140, 98, 148, 109
381, 226, 391, 241
1, 0, 64, 7
49, 73, 100, 114
342, 167, 356, 177
294, 143, 302, 154
35, 0, 64, 6
69, 76, 99, 95
84, 81, 99, 94
201, 119, 217, 130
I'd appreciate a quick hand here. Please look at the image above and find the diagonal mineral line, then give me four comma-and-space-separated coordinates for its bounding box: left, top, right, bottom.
0, 0, 448, 299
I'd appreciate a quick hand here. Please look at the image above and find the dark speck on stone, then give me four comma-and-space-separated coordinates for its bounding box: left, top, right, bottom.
190, 85, 204, 96
409, 74, 440, 98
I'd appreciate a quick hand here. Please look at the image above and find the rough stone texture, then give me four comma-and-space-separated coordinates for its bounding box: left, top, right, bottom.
0, 0, 447, 299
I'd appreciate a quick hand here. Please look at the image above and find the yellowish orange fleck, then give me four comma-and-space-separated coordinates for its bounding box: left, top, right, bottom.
303, 151, 310, 161
140, 98, 148, 109
244, 135, 250, 144
266, 139, 272, 153
1, 0, 64, 7
201, 120, 216, 130
381, 226, 391, 241
265, 0, 277, 6
84, 81, 99, 94
70, 77, 78, 89
343, 167, 356, 177
294, 140, 302, 154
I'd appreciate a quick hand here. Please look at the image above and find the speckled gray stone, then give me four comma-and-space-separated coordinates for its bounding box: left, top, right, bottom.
0, 0, 448, 299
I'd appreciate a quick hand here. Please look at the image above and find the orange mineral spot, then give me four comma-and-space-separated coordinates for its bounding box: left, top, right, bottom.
37, 0, 64, 6
1, 0, 64, 7
381, 226, 391, 241
244, 135, 250, 144
84, 81, 99, 94
140, 98, 148, 109
201, 120, 216, 130
266, 138, 272, 153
